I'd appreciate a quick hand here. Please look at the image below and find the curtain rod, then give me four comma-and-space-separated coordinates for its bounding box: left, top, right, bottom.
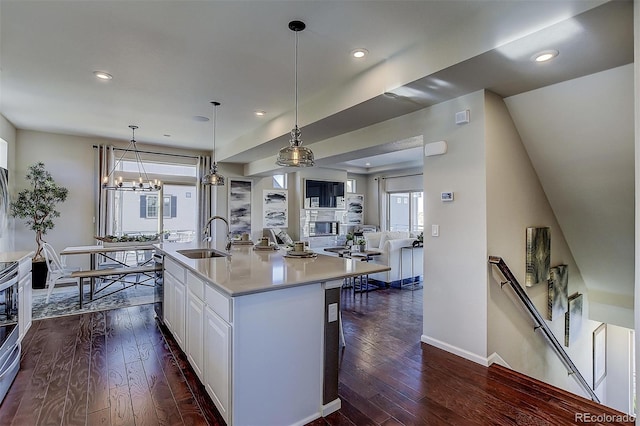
381, 173, 423, 179
92, 144, 201, 159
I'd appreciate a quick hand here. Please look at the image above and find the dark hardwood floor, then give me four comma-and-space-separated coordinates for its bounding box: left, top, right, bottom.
0, 287, 633, 425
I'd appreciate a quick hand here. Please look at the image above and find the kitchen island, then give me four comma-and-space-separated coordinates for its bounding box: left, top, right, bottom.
155, 241, 389, 426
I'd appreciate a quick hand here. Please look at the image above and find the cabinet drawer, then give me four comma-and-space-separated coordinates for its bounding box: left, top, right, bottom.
187, 271, 205, 300
205, 285, 231, 323
19, 258, 31, 277
164, 257, 185, 281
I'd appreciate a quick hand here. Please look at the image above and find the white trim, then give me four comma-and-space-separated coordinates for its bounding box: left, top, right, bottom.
321, 398, 342, 417
292, 412, 324, 426
487, 352, 511, 369
421, 334, 489, 366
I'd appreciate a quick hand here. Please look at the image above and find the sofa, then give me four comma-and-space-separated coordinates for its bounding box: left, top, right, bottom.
362, 231, 423, 287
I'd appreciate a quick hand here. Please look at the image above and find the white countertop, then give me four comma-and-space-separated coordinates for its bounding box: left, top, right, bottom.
156, 241, 390, 297
0, 251, 34, 263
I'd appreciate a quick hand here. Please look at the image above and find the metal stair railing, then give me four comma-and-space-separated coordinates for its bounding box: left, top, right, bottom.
488, 255, 600, 403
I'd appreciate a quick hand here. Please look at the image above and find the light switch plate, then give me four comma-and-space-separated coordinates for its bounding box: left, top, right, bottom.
432, 224, 439, 237
328, 303, 338, 322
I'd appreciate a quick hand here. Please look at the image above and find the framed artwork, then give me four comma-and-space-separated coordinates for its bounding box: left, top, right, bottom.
547, 264, 568, 321
228, 179, 252, 239
344, 193, 364, 225
564, 292, 583, 347
263, 189, 288, 228
592, 323, 607, 389
525, 227, 550, 287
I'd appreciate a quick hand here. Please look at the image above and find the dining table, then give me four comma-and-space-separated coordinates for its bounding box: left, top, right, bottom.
60, 244, 159, 307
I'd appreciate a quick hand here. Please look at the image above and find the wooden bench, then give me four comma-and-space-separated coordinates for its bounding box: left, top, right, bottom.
72, 264, 161, 307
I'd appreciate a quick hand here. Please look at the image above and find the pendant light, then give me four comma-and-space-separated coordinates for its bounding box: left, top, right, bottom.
276, 20, 314, 168
102, 125, 161, 191
202, 101, 226, 186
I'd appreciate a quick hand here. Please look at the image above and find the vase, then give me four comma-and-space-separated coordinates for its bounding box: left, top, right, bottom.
32, 260, 48, 289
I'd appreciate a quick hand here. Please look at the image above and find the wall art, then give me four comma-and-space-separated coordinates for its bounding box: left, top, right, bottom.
344, 193, 364, 225
547, 264, 568, 321
263, 189, 288, 228
228, 179, 252, 239
525, 226, 550, 287
564, 292, 583, 347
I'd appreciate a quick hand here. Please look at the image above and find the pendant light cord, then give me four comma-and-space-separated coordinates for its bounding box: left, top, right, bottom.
211, 101, 220, 165
294, 29, 299, 131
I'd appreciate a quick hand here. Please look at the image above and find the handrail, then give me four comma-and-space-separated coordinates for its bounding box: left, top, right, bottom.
488, 256, 600, 403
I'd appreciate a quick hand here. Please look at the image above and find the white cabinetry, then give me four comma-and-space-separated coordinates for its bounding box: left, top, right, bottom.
162, 256, 232, 423
172, 279, 186, 350
18, 257, 32, 341
204, 305, 231, 423
163, 257, 186, 350
186, 271, 205, 380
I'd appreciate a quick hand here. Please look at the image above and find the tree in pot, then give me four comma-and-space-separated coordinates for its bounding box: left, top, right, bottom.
10, 162, 69, 289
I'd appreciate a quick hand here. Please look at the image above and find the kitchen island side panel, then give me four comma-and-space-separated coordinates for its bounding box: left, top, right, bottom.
232, 283, 325, 426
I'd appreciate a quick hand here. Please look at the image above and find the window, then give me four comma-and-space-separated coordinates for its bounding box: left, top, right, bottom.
109, 157, 199, 243
346, 178, 356, 193
388, 191, 423, 233
141, 195, 176, 219
273, 174, 286, 189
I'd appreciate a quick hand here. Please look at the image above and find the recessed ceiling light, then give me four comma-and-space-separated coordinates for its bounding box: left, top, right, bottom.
193, 115, 210, 122
93, 71, 112, 80
351, 48, 368, 59
365, 162, 371, 166
532, 50, 559, 63
255, 110, 266, 117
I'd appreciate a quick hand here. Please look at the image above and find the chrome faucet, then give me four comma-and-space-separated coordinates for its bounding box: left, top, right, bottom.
203, 215, 232, 251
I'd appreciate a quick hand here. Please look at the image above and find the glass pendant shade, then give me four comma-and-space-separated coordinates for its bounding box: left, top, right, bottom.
202, 163, 225, 185
202, 101, 226, 186
276, 126, 314, 167
276, 20, 314, 168
102, 125, 161, 192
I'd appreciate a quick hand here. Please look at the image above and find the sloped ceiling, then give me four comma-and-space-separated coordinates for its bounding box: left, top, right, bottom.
505, 64, 634, 322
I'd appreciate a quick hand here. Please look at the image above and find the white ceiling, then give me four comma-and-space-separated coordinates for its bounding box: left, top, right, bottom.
1, 0, 631, 173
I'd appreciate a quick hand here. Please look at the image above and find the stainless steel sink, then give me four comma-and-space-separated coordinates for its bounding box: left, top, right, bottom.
177, 248, 229, 259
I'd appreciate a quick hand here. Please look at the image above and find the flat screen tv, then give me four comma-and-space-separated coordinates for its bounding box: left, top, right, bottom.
304, 179, 345, 209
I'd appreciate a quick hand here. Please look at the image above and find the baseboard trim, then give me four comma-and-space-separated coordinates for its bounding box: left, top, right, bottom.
421, 334, 489, 366
487, 352, 511, 369
321, 398, 341, 417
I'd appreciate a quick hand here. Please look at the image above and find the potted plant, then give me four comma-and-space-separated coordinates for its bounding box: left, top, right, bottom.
357, 238, 366, 252
413, 231, 424, 247
10, 162, 69, 289
345, 232, 354, 247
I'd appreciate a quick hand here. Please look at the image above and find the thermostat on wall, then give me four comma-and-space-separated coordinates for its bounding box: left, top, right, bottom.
441, 192, 454, 202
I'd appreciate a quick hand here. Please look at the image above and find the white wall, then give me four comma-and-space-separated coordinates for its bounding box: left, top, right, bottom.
422, 90, 489, 363
604, 325, 633, 415
485, 91, 603, 400
633, 2, 640, 423
14, 130, 95, 268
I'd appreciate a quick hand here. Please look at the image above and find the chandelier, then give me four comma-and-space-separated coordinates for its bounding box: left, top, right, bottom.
102, 125, 161, 191
202, 101, 225, 186
276, 20, 314, 168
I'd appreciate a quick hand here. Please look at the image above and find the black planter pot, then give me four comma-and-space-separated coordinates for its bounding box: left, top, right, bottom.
32, 260, 48, 289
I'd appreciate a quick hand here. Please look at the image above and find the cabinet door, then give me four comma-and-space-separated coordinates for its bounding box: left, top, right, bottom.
163, 271, 175, 332
187, 291, 205, 380
18, 259, 32, 341
173, 280, 186, 351
204, 306, 231, 423
20, 276, 32, 339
